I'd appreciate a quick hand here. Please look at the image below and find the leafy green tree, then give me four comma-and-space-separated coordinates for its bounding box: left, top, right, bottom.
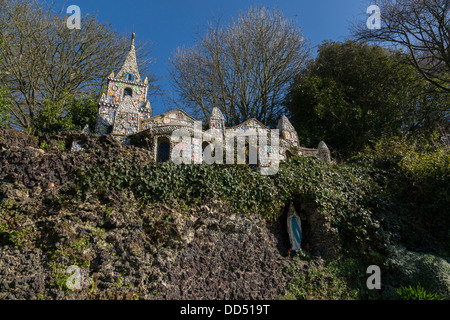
286, 40, 449, 158
0, 0, 157, 134
32, 93, 99, 136
32, 97, 75, 136
66, 93, 99, 132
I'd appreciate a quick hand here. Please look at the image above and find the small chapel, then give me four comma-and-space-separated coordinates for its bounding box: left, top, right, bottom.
94, 34, 330, 164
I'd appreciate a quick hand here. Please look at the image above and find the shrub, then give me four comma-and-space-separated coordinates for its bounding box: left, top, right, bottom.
285, 258, 358, 300
350, 135, 450, 256
387, 246, 450, 298
396, 284, 446, 300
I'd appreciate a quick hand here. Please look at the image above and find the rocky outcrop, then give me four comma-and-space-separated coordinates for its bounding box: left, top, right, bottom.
299, 202, 340, 260
0, 128, 38, 150
0, 131, 153, 191
0, 246, 46, 300
152, 204, 288, 300
0, 195, 294, 300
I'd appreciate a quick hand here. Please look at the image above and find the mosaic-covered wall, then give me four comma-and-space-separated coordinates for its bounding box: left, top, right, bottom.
93, 34, 330, 162
106, 80, 148, 110
112, 112, 139, 136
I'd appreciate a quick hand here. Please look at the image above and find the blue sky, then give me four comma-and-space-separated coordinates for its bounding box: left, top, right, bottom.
56, 0, 374, 115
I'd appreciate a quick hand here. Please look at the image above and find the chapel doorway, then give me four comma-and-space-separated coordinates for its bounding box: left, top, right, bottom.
157, 137, 171, 163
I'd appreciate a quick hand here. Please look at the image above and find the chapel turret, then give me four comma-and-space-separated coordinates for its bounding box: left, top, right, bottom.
94, 34, 152, 143
209, 107, 225, 131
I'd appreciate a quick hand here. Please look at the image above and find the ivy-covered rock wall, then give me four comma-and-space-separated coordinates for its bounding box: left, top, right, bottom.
0, 129, 448, 300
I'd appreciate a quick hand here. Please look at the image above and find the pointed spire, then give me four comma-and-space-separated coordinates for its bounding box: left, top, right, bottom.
109, 71, 115, 78
116, 33, 141, 82
278, 115, 299, 146
210, 107, 225, 120
317, 141, 331, 162
277, 115, 295, 132
209, 107, 225, 131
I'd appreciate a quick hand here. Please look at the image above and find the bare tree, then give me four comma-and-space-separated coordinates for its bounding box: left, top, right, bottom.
0, 0, 158, 133
169, 6, 310, 127
352, 0, 450, 92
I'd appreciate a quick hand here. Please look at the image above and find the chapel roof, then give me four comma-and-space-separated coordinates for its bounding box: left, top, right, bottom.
116, 33, 142, 83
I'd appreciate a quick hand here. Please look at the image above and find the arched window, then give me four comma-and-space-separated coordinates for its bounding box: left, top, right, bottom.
125, 73, 135, 81
124, 88, 132, 98
157, 137, 171, 163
